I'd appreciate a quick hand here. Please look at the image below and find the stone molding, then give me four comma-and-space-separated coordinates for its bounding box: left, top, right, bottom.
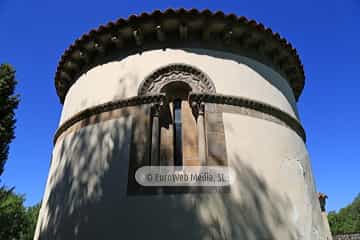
138, 63, 216, 95
53, 94, 165, 144
189, 92, 306, 142
54, 92, 306, 144
55, 8, 305, 103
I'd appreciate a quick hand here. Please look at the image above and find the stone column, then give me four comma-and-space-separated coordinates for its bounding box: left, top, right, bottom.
192, 101, 207, 166
151, 103, 161, 166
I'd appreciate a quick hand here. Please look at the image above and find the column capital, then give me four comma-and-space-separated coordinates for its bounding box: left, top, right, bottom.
191, 101, 205, 116
151, 102, 163, 117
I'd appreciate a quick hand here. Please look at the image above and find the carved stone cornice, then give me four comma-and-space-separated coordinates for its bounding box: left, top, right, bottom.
55, 9, 305, 103
53, 94, 166, 144
139, 63, 216, 95
189, 92, 306, 142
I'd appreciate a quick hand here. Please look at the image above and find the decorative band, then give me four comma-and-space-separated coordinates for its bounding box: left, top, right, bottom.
53, 94, 165, 144
54, 93, 306, 144
189, 93, 306, 141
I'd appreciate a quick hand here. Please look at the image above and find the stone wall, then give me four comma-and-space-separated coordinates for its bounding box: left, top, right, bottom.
35, 48, 332, 239
334, 234, 360, 240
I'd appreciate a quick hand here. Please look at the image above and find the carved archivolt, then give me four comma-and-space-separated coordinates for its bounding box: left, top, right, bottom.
138, 64, 216, 95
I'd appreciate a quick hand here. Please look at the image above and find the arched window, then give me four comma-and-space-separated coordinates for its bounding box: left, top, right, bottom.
161, 81, 192, 167
128, 64, 227, 194
159, 81, 196, 167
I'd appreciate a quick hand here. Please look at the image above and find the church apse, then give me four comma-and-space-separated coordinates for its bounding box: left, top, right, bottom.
35, 9, 332, 240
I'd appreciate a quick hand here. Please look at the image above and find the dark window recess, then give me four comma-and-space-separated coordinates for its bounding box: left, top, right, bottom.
173, 99, 183, 166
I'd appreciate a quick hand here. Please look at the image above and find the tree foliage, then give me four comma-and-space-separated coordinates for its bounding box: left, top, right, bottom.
22, 202, 41, 240
0, 186, 27, 239
0, 64, 19, 176
0, 186, 41, 240
0, 63, 39, 239
328, 193, 360, 235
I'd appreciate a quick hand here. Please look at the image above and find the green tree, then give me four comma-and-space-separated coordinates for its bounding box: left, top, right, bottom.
0, 63, 19, 176
0, 186, 41, 240
0, 63, 36, 239
0, 187, 27, 239
22, 202, 41, 240
329, 193, 360, 235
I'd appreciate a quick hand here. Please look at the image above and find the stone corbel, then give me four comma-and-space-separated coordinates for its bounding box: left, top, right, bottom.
179, 24, 188, 40
133, 29, 143, 46
156, 25, 166, 42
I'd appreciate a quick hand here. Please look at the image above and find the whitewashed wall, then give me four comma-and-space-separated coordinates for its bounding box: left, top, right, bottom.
60, 48, 298, 124
35, 48, 332, 240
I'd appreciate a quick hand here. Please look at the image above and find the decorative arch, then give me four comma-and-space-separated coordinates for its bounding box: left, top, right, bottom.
128, 62, 227, 189
138, 63, 216, 96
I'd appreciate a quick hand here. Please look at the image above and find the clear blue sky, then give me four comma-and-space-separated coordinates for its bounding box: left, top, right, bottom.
1, 0, 359, 212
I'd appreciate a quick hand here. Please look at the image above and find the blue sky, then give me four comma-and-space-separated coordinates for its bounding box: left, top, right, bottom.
1, 0, 359, 212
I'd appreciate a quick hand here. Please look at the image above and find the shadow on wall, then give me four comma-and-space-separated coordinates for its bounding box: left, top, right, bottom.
66, 47, 298, 117
41, 54, 304, 238
186, 48, 299, 118
35, 108, 300, 240
35, 110, 131, 239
